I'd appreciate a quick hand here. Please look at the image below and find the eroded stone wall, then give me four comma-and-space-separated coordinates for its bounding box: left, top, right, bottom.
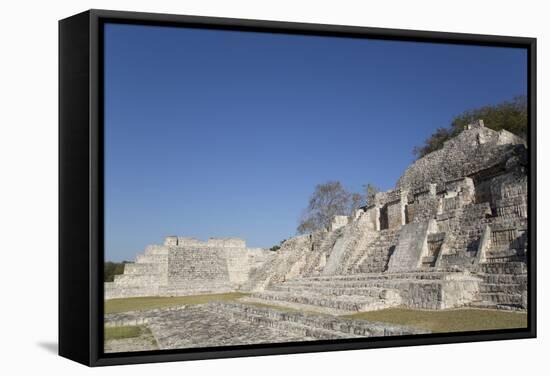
105, 238, 271, 299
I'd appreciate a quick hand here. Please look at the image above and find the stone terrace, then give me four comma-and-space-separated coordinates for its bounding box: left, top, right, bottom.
104, 302, 429, 352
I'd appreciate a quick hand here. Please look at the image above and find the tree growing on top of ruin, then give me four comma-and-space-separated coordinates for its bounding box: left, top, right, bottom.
362, 183, 380, 206
297, 181, 357, 234
413, 95, 527, 159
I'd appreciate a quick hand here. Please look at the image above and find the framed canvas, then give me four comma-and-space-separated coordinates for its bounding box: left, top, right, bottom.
59, 9, 537, 367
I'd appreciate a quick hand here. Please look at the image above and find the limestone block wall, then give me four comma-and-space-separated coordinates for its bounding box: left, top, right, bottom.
167, 247, 230, 284
226, 247, 252, 285
406, 184, 438, 224
387, 198, 404, 230
363, 205, 380, 231
105, 237, 270, 299
397, 276, 481, 310
330, 215, 349, 231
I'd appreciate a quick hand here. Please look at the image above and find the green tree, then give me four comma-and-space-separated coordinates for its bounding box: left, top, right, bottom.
413, 95, 527, 159
104, 261, 130, 282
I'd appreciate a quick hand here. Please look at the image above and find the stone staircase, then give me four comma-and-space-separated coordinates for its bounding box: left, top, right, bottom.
450, 204, 491, 252
247, 270, 481, 313
303, 230, 342, 276
472, 261, 527, 310
207, 302, 429, 339
348, 229, 399, 274
105, 245, 169, 299
240, 234, 324, 291
469, 213, 528, 310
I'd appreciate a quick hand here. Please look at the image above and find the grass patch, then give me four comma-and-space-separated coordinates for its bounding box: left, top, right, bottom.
345, 308, 527, 333
105, 292, 249, 314
104, 325, 159, 350
104, 325, 142, 341
241, 301, 300, 312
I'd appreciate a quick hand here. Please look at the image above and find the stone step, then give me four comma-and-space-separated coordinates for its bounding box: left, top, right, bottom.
351, 265, 387, 273
251, 290, 394, 312
159, 282, 233, 296
484, 256, 526, 264
123, 263, 167, 275
480, 262, 527, 275
479, 283, 524, 294
271, 284, 385, 298
296, 271, 453, 282
281, 280, 400, 290
212, 306, 356, 340
135, 254, 168, 264
113, 274, 166, 285
479, 292, 523, 305
144, 245, 170, 256
480, 273, 527, 284
104, 284, 161, 299
209, 302, 428, 337
469, 301, 526, 311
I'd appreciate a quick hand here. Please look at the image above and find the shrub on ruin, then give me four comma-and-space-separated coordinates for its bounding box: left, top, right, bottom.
413, 95, 527, 159
104, 261, 130, 282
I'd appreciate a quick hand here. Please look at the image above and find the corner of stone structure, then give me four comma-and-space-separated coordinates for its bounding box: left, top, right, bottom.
475, 225, 492, 266
465, 119, 485, 130
164, 236, 179, 246
433, 234, 449, 269
330, 215, 349, 231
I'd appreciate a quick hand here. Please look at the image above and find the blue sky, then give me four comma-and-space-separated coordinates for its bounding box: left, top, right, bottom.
104, 23, 527, 261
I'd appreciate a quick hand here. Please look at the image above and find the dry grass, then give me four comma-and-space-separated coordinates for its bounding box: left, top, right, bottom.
104, 325, 142, 341
104, 325, 159, 351
345, 308, 527, 333
105, 292, 249, 314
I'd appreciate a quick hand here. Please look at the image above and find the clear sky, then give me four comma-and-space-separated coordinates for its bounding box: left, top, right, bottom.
104, 23, 527, 262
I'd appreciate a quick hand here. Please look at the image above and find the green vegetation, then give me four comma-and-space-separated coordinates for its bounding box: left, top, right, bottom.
104, 261, 130, 282
105, 292, 249, 314
104, 325, 143, 341
345, 308, 527, 333
104, 325, 159, 349
413, 95, 527, 159
270, 238, 287, 252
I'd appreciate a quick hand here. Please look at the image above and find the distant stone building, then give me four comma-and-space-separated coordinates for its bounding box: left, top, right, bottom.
106, 120, 528, 313
105, 237, 273, 299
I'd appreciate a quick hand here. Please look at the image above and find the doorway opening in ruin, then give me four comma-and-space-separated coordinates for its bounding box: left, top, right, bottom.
379, 205, 389, 230
405, 204, 414, 224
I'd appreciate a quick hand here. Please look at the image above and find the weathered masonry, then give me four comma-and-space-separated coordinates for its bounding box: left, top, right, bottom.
106, 120, 528, 313
105, 237, 273, 299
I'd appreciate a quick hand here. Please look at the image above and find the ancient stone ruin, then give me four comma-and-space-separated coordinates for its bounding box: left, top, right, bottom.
105, 120, 528, 351
105, 237, 273, 299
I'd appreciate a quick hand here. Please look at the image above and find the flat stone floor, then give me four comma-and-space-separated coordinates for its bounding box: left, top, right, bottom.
105, 304, 315, 353
149, 305, 315, 350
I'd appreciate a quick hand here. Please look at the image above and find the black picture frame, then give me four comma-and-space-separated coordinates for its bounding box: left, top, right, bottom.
59, 9, 537, 367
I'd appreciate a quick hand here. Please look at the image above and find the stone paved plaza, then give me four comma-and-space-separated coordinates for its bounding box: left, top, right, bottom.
105, 302, 428, 352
